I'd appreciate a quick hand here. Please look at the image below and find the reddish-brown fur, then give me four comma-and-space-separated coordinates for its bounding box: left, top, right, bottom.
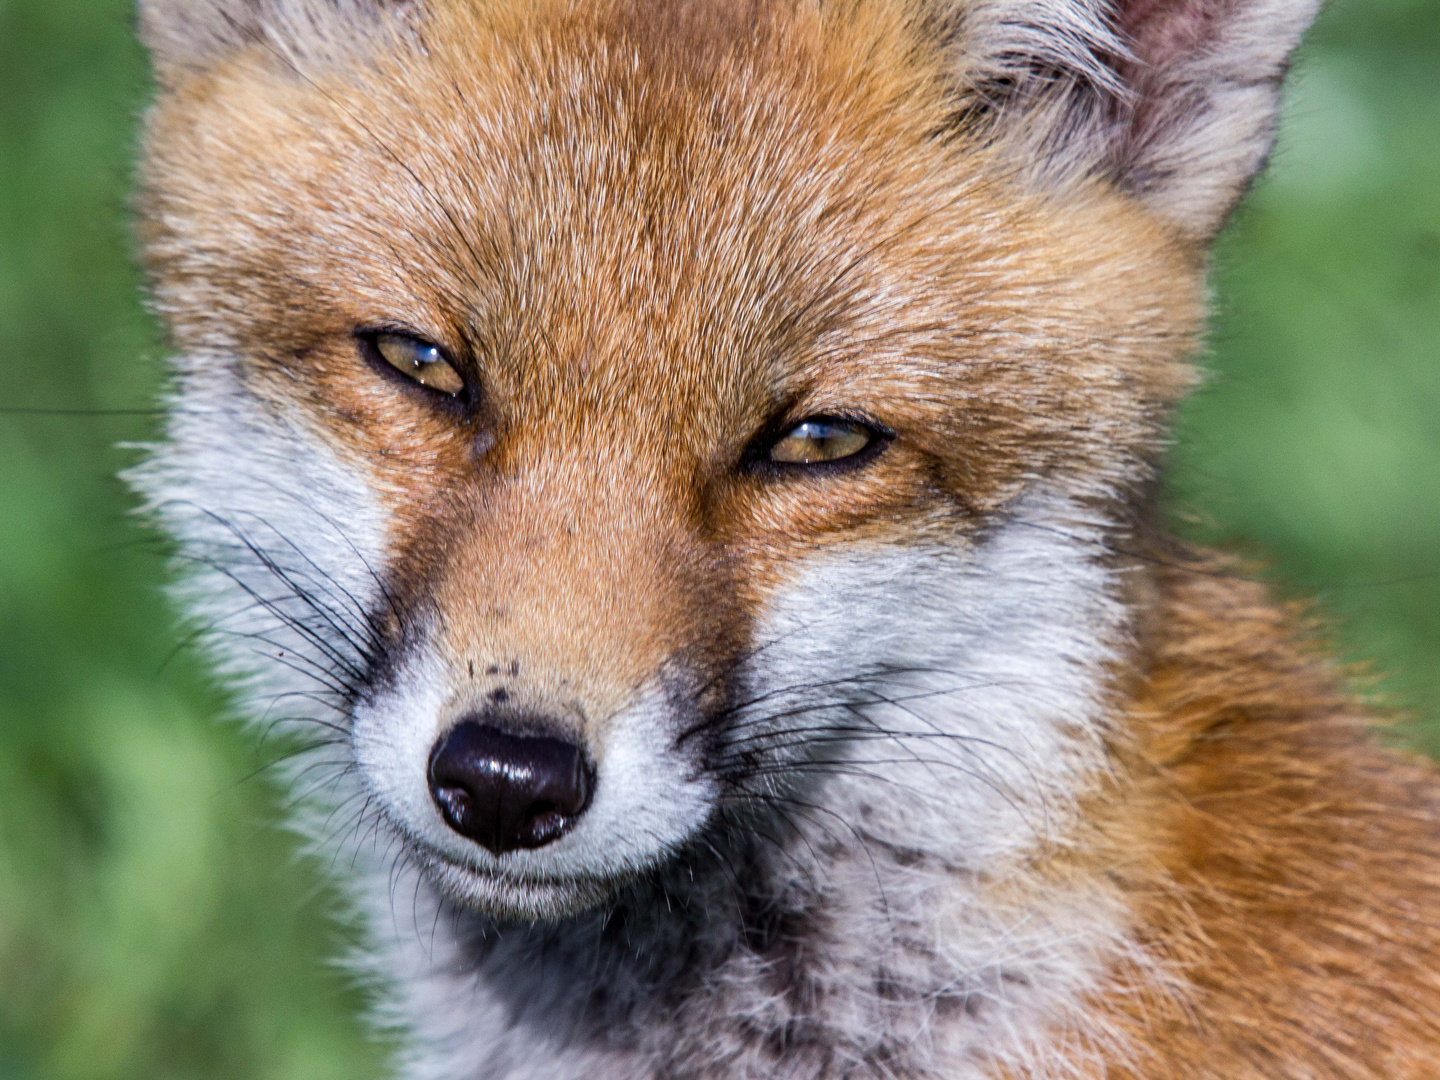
136, 0, 1440, 1074
1095, 563, 1440, 1076
141, 0, 1199, 721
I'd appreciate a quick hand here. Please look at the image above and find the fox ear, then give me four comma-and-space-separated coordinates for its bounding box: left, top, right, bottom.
138, 0, 414, 83
940, 0, 1321, 238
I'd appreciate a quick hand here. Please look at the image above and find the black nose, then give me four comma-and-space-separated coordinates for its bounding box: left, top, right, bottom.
428, 722, 593, 855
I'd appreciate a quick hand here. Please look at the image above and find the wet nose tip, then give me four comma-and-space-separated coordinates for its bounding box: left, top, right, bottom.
427, 721, 593, 855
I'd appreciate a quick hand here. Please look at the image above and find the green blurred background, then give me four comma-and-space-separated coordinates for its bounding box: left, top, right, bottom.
0, 0, 1436, 1076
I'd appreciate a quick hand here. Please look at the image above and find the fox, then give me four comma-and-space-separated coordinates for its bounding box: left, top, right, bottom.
127, 0, 1440, 1077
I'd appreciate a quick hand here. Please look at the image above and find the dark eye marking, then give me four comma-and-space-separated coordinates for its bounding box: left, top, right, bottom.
359, 330, 465, 397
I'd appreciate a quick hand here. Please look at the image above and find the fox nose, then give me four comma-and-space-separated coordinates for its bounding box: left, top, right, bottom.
428, 721, 593, 855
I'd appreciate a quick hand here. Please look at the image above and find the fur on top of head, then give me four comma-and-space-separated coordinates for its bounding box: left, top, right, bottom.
140, 0, 1318, 240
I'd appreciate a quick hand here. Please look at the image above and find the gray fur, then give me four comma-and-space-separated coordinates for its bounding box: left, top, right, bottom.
938, 0, 1321, 235
138, 0, 412, 79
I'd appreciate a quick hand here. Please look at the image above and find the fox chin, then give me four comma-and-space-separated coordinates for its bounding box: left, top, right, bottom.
130, 1, 1440, 1078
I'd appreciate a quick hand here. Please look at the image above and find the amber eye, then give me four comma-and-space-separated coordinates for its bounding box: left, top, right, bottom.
373, 332, 464, 396
769, 416, 878, 466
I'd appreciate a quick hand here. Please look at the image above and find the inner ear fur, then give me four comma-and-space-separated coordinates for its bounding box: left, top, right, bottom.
936, 0, 1321, 238
139, 0, 414, 85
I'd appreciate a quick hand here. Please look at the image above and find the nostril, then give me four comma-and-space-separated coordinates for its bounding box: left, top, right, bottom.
428, 721, 593, 855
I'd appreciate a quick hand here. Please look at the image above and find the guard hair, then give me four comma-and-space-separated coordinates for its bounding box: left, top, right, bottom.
934, 0, 1322, 236
138, 0, 415, 83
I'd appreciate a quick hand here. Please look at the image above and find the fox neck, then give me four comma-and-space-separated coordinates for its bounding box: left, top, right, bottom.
372, 486, 1149, 1079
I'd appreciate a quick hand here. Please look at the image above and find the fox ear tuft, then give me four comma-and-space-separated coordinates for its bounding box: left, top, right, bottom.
941, 0, 1321, 238
138, 0, 414, 84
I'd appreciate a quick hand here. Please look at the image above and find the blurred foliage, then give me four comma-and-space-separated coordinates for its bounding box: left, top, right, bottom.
0, 0, 1435, 1077
1170, 0, 1440, 741
0, 2, 393, 1078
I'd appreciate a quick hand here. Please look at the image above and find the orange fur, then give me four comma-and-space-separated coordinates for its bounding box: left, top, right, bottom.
133, 0, 1440, 1075
1094, 560, 1440, 1077
140, 0, 1200, 726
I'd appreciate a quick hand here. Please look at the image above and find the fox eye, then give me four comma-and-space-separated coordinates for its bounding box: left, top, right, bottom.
769, 416, 879, 466
373, 332, 464, 396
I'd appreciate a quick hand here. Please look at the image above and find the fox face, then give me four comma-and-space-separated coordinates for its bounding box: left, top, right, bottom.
137, 0, 1207, 918
131, 0, 1364, 1075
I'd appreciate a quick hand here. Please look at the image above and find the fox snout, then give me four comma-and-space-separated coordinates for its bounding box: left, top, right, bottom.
349, 438, 756, 913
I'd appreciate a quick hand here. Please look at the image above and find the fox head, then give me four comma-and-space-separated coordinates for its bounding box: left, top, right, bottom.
133, 0, 1314, 923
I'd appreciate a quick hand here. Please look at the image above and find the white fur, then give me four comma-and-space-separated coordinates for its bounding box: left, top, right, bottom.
131, 361, 387, 719
937, 0, 1321, 236
353, 657, 718, 917
140, 0, 415, 80
135, 377, 1151, 1077
357, 490, 1148, 1080
128, 359, 388, 870
742, 490, 1126, 865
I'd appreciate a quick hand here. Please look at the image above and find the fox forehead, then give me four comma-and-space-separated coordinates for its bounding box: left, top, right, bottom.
140, 0, 1201, 536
